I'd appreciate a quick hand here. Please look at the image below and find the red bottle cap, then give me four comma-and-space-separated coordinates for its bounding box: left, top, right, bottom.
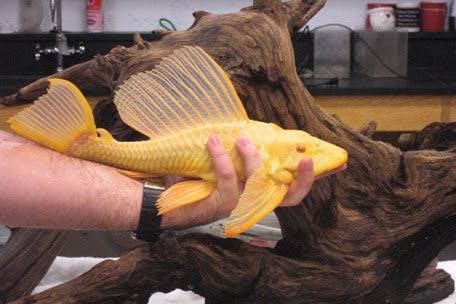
420, 1, 448, 9
367, 3, 395, 9
86, 0, 102, 10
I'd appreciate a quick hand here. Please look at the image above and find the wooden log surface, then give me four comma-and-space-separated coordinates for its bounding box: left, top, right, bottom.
9, 225, 456, 304
317, 95, 456, 132
2, 0, 456, 303
0, 229, 70, 303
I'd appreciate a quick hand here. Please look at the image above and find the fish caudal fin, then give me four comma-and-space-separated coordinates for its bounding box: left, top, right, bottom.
8, 79, 97, 153
224, 167, 289, 237
157, 180, 216, 215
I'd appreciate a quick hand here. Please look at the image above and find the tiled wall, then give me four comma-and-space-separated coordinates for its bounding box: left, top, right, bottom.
0, 0, 454, 33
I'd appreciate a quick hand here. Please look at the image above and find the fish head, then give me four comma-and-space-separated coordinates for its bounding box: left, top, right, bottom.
270, 129, 310, 176
271, 129, 348, 177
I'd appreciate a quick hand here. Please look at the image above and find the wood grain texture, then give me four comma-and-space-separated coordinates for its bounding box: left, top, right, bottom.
2, 0, 456, 303
441, 95, 456, 123
0, 229, 70, 303
316, 95, 456, 132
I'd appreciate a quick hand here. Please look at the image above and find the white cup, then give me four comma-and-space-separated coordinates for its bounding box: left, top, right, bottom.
368, 7, 396, 31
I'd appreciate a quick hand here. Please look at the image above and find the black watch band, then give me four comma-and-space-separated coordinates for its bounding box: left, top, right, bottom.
135, 182, 165, 242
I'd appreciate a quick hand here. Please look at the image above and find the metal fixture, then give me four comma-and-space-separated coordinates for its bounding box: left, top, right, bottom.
34, 0, 86, 72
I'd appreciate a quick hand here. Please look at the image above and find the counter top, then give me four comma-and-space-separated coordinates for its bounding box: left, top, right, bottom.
0, 32, 157, 41
1, 75, 455, 98
303, 77, 456, 96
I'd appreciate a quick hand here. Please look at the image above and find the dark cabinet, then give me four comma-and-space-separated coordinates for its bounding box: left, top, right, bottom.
0, 32, 155, 75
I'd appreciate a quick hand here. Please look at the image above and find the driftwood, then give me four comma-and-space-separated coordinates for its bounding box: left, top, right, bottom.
2, 0, 456, 303
398, 122, 456, 152
0, 229, 69, 303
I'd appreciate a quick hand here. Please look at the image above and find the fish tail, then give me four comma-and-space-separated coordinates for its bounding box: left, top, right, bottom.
8, 78, 97, 153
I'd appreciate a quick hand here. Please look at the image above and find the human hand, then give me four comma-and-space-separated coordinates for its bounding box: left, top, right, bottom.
160, 136, 346, 230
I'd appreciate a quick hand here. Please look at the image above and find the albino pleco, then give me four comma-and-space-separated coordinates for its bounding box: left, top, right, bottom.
8, 46, 348, 237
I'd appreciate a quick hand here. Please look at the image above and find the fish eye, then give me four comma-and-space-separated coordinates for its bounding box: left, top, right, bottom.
296, 145, 306, 153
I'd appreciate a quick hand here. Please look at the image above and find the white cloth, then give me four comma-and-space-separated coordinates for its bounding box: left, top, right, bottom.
33, 257, 456, 304
0, 225, 11, 244
435, 261, 456, 304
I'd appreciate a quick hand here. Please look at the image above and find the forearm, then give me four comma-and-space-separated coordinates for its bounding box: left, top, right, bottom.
0, 131, 218, 232
0, 131, 142, 231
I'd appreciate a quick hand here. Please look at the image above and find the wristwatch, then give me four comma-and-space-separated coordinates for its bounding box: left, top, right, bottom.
135, 182, 165, 242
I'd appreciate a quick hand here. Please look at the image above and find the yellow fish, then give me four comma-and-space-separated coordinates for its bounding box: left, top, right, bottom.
8, 46, 348, 237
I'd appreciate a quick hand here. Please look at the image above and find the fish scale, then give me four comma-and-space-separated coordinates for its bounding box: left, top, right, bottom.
71, 121, 273, 181
8, 46, 348, 237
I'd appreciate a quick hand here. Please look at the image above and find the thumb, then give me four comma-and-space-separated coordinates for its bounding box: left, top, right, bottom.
280, 157, 314, 207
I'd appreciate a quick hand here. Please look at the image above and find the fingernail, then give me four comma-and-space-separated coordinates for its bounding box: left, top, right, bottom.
238, 137, 250, 146
300, 157, 314, 171
210, 135, 220, 145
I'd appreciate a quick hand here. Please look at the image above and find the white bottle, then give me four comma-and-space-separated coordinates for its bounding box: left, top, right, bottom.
396, 2, 421, 32
368, 7, 396, 31
19, 0, 44, 32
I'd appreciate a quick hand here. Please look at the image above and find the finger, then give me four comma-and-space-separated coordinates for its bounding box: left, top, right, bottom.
280, 157, 314, 207
207, 135, 239, 204
207, 136, 237, 183
315, 163, 347, 180
236, 137, 263, 178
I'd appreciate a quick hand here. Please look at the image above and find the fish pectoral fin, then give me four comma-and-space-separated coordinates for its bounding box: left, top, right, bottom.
117, 169, 164, 180
224, 167, 289, 237
157, 180, 216, 215
118, 170, 167, 185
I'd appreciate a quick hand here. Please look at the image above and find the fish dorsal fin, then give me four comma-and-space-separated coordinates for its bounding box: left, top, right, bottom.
114, 46, 248, 139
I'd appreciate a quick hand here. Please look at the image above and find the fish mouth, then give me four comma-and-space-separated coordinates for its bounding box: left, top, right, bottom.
312, 144, 348, 176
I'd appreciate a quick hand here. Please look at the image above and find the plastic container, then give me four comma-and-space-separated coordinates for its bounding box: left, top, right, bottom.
366, 3, 395, 30
19, 0, 44, 32
86, 0, 103, 32
396, 2, 421, 32
314, 29, 351, 79
368, 7, 396, 31
421, 1, 448, 32
354, 31, 408, 78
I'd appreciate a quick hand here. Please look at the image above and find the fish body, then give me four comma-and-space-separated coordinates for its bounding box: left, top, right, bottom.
73, 120, 344, 184
8, 46, 348, 237
72, 121, 271, 182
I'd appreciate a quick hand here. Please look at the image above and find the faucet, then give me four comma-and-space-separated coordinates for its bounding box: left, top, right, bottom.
35, 0, 86, 72
50, 0, 62, 32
